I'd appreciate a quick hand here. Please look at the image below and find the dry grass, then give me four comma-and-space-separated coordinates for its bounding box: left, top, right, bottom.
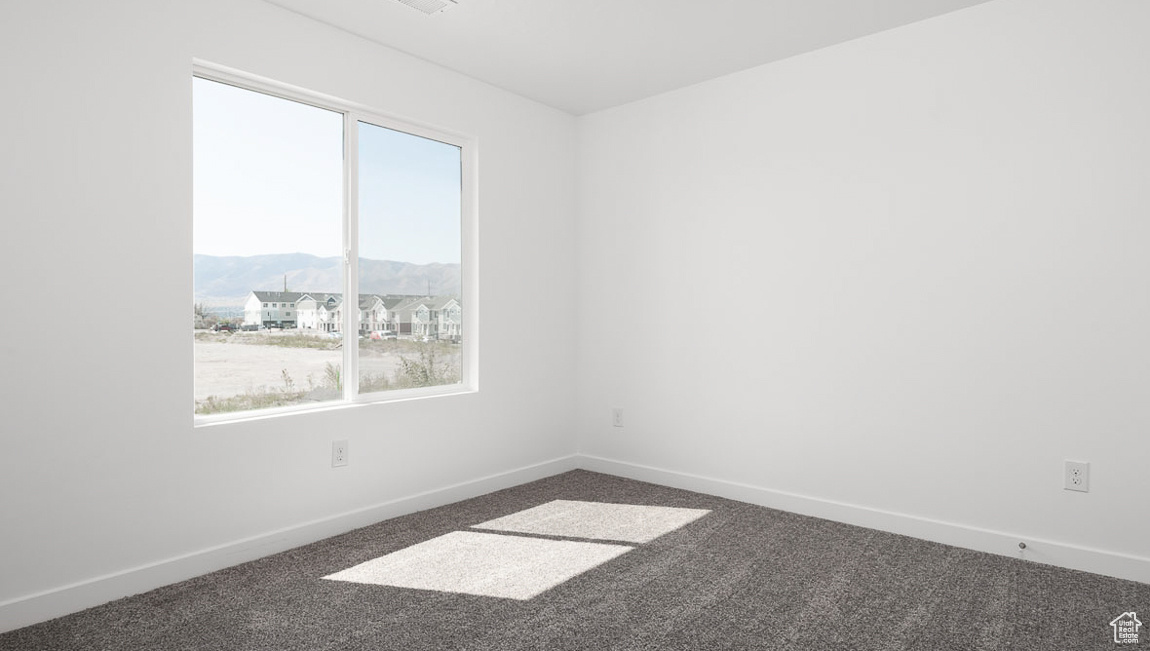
194, 337, 461, 415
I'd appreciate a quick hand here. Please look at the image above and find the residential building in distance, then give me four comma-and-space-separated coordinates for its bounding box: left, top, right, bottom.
242, 290, 460, 338
243, 291, 303, 329
295, 293, 342, 331
390, 295, 462, 339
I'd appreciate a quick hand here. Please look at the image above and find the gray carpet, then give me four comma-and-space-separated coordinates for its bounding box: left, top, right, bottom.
2, 470, 1146, 650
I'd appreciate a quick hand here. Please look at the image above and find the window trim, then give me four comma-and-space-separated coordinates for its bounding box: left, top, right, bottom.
193, 61, 478, 427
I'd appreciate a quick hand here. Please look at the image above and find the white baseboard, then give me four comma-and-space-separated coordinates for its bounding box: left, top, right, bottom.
0, 454, 580, 634
577, 454, 1150, 586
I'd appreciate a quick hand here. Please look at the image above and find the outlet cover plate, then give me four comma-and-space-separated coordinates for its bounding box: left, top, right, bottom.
1064, 460, 1089, 492
333, 440, 349, 468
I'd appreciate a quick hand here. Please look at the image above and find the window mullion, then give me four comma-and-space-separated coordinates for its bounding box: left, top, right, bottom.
343, 114, 360, 400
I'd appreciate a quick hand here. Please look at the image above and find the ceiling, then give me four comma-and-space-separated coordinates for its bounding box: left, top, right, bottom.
262, 0, 993, 115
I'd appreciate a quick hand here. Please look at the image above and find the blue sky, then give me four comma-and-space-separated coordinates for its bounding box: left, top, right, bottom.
193, 77, 461, 265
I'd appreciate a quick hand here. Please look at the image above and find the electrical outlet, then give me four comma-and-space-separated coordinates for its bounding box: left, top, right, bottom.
612, 408, 624, 428
1064, 460, 1089, 492
332, 440, 349, 468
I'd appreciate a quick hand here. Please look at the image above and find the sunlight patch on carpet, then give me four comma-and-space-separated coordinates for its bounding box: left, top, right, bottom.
323, 531, 632, 600
471, 500, 711, 543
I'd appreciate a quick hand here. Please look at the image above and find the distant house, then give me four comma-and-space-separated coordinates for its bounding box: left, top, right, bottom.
389, 297, 427, 336
358, 295, 412, 334
243, 291, 304, 328
432, 297, 462, 340
391, 296, 461, 339
317, 299, 342, 333
295, 293, 420, 334
296, 293, 341, 331
360, 295, 387, 333
380, 296, 408, 331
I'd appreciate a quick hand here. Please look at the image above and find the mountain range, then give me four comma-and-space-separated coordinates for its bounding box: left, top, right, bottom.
194, 253, 461, 308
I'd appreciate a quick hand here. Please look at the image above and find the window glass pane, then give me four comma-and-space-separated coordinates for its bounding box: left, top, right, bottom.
357, 121, 462, 394
193, 77, 344, 415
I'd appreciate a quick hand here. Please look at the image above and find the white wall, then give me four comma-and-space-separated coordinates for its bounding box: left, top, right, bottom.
0, 0, 577, 628
577, 0, 1150, 579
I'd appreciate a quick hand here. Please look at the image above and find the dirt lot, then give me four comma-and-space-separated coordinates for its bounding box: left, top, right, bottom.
194, 341, 340, 401
193, 331, 455, 402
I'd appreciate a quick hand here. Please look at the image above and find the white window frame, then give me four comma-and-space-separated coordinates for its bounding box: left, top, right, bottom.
193, 61, 478, 426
